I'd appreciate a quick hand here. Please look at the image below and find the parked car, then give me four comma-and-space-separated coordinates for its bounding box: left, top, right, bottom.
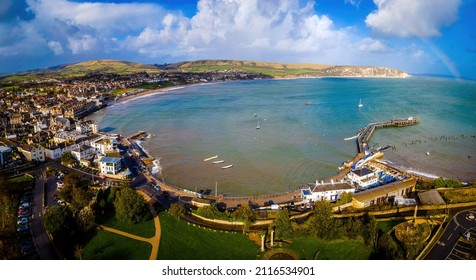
17, 224, 30, 232
17, 217, 29, 225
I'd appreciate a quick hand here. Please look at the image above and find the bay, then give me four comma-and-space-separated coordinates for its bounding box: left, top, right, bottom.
88, 77, 476, 196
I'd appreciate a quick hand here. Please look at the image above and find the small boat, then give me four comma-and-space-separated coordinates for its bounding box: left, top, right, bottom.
426, 152, 430, 156
358, 99, 363, 108
212, 160, 224, 164
254, 113, 258, 117
256, 120, 260, 129
221, 165, 233, 169
305, 101, 312, 105
344, 135, 359, 141
203, 155, 218, 162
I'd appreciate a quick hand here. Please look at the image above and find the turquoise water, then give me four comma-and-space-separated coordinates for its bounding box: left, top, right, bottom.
88, 77, 476, 196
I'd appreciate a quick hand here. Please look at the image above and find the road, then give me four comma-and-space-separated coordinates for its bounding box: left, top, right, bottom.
30, 168, 59, 260
425, 208, 476, 260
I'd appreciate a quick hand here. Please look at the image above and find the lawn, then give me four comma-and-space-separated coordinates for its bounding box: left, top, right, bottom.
158, 212, 259, 260
438, 187, 476, 204
82, 230, 151, 260
99, 214, 155, 238
284, 237, 373, 260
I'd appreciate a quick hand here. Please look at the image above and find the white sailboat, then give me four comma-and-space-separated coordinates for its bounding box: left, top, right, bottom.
358, 99, 363, 108
256, 120, 261, 129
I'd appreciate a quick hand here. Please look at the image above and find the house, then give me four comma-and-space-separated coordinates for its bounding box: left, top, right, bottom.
301, 180, 355, 202
70, 145, 95, 161
0, 146, 13, 167
352, 178, 416, 208
44, 142, 80, 160
17, 144, 45, 162
347, 167, 379, 188
99, 156, 122, 175
91, 138, 116, 154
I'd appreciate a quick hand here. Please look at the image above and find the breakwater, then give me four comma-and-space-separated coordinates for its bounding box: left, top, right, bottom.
357, 117, 420, 154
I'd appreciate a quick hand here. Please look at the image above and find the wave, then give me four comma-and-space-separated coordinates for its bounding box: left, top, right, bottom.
151, 158, 162, 175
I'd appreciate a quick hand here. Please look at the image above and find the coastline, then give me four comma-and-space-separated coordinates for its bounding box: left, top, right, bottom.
107, 73, 412, 106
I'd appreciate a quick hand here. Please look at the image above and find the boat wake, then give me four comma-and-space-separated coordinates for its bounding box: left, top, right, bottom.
344, 135, 358, 141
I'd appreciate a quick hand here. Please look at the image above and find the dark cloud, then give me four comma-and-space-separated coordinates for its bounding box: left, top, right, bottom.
0, 0, 34, 23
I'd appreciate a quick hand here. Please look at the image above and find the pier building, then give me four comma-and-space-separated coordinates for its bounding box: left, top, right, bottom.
351, 178, 416, 208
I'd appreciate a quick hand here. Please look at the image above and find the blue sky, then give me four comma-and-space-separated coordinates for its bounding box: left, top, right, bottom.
0, 0, 475, 79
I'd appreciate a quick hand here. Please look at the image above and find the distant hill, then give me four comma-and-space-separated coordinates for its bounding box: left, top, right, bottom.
1, 60, 162, 82
1, 59, 409, 82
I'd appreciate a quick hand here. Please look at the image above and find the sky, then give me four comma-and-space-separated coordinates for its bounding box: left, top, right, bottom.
0, 0, 475, 79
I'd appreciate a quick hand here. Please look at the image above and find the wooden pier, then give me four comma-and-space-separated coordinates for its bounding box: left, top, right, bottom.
357, 117, 419, 153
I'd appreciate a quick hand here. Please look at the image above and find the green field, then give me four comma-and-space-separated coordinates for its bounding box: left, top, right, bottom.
158, 212, 259, 260
99, 214, 155, 239
82, 230, 151, 260
284, 237, 373, 260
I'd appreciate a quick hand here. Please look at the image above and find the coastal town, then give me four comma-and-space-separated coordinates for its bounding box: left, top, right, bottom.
1, 61, 475, 261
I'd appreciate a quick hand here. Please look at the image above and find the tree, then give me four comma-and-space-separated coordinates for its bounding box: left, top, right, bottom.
77, 206, 95, 232
362, 213, 378, 248
306, 201, 335, 240
61, 151, 76, 167
232, 205, 257, 234
43, 205, 76, 241
168, 203, 187, 218
196, 205, 226, 220
337, 191, 353, 205
114, 187, 148, 223
272, 209, 293, 240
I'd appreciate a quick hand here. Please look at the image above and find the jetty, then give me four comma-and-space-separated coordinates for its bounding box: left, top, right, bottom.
357, 117, 419, 154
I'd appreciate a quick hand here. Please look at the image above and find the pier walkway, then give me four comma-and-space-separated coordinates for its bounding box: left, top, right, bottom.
357, 117, 419, 153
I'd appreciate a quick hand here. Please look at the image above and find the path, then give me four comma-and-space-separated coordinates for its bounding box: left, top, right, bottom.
97, 190, 161, 260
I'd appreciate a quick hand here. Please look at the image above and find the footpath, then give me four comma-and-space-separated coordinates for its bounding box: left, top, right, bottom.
98, 190, 161, 260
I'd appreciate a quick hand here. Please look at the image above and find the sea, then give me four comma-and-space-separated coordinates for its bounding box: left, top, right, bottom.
87, 76, 476, 196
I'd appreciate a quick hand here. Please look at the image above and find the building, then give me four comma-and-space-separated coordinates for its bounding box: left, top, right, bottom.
352, 178, 416, 208
44, 142, 80, 160
301, 180, 355, 202
347, 167, 379, 188
0, 146, 13, 167
99, 157, 122, 175
70, 145, 95, 161
17, 144, 45, 162
91, 138, 117, 154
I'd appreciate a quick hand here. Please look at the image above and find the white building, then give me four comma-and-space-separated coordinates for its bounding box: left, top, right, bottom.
91, 138, 117, 154
301, 180, 355, 202
17, 144, 46, 162
71, 145, 95, 161
45, 143, 80, 160
347, 167, 379, 188
99, 157, 122, 175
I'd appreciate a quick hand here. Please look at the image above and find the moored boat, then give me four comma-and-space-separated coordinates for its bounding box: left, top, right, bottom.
221, 165, 233, 169
204, 155, 218, 161
212, 160, 225, 164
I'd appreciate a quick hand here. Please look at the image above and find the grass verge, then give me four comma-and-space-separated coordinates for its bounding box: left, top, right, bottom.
158, 212, 259, 260
82, 230, 151, 260
284, 237, 373, 260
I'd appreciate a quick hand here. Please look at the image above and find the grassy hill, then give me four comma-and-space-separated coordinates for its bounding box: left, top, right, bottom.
1, 60, 162, 82
166, 59, 334, 77
1, 59, 409, 82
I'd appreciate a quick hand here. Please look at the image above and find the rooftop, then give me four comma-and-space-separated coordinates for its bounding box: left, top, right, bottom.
99, 157, 121, 164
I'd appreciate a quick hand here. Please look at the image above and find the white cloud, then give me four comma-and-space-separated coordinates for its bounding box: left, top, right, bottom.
365, 0, 462, 38
356, 38, 389, 53
48, 41, 64, 55
345, 0, 362, 8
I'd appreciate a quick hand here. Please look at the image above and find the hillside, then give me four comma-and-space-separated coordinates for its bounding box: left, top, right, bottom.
1, 59, 409, 82
1, 60, 162, 82
166, 60, 409, 78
